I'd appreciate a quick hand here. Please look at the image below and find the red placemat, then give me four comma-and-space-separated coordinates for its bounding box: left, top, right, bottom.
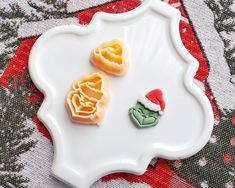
0, 0, 234, 187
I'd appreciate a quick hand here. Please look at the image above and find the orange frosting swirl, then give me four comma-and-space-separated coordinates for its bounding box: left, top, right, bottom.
90, 39, 128, 76
66, 73, 109, 124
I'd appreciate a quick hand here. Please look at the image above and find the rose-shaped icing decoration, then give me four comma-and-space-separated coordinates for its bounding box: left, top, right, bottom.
90, 39, 128, 76
66, 72, 109, 124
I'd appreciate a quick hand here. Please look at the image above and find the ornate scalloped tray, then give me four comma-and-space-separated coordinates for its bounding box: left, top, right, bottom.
29, 0, 214, 187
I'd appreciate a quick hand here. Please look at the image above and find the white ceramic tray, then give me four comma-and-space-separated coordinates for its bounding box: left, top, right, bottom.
29, 0, 214, 187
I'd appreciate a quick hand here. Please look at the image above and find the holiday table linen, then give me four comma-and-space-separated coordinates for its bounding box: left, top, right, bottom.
0, 0, 234, 188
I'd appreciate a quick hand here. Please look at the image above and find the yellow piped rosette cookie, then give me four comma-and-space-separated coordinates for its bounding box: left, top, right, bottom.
90, 39, 128, 76
66, 72, 109, 125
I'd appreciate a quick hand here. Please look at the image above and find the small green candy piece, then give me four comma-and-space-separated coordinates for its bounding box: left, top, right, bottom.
129, 102, 159, 128
132, 109, 144, 125
143, 116, 158, 125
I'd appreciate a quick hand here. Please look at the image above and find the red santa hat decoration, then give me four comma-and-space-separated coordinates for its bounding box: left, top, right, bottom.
138, 89, 165, 115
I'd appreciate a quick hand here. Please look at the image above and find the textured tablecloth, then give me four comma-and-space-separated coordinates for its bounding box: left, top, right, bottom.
0, 0, 234, 187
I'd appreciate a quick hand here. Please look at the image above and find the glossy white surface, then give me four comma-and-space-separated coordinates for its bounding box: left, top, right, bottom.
29, 0, 214, 187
